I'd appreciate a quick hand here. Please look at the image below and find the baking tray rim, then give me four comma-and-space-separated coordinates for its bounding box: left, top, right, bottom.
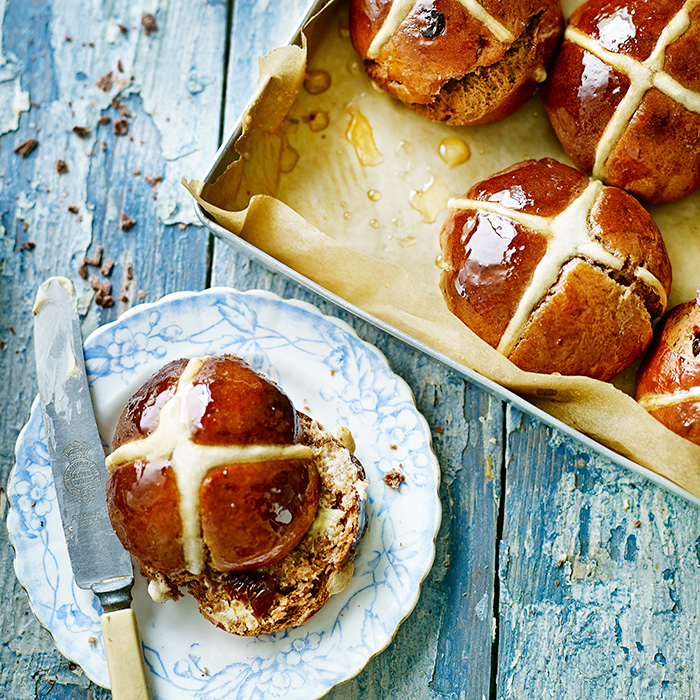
194, 0, 700, 509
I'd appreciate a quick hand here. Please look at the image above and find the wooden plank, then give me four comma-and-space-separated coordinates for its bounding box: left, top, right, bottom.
497, 406, 700, 699
0, 0, 227, 696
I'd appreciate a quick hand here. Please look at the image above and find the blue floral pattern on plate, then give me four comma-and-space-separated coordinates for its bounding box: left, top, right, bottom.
7, 288, 441, 700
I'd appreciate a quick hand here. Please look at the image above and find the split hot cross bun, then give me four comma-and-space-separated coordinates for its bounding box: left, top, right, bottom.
349, 0, 564, 125
105, 355, 368, 636
439, 158, 672, 380
542, 0, 700, 203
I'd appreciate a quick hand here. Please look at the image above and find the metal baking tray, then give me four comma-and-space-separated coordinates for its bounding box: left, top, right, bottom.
194, 0, 700, 508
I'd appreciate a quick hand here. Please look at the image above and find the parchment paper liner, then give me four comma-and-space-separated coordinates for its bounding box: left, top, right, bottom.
184, 1, 700, 499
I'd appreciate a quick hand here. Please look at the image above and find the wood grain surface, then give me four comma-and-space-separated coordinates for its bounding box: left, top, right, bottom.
1, 0, 698, 698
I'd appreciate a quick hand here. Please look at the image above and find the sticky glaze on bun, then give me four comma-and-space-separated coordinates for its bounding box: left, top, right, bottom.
105, 355, 368, 636
349, 0, 564, 125
542, 0, 700, 203
439, 158, 672, 379
636, 292, 700, 445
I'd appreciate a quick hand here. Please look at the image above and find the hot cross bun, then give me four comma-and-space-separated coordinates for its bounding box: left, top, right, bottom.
105, 355, 368, 636
542, 0, 700, 203
349, 0, 564, 125
439, 158, 672, 379
636, 292, 700, 444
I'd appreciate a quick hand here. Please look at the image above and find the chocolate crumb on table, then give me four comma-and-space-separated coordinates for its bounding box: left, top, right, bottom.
119, 213, 136, 231
14, 139, 37, 157
145, 174, 162, 187
111, 97, 132, 118
77, 262, 88, 279
113, 117, 129, 136
19, 241, 35, 251
383, 468, 406, 490
72, 125, 90, 138
55, 159, 68, 173
98, 115, 111, 126
67, 204, 79, 214
100, 258, 114, 276
95, 71, 114, 92
141, 13, 157, 35
83, 246, 102, 266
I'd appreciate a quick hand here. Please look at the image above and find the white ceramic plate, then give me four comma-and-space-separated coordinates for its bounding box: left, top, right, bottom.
7, 287, 441, 700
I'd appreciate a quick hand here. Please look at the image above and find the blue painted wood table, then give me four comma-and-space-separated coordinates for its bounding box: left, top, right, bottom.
1, 1, 699, 698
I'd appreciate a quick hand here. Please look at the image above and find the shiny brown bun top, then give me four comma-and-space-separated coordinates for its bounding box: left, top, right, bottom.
439, 158, 672, 379
106, 356, 320, 577
542, 0, 700, 203
349, 0, 564, 125
636, 293, 700, 445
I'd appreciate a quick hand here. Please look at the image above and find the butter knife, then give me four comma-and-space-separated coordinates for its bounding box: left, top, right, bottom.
33, 276, 151, 700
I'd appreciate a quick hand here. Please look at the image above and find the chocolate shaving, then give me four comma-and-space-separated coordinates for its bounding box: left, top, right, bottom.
111, 97, 132, 118
119, 213, 136, 231
77, 262, 88, 280
144, 174, 163, 187
126, 262, 134, 280
96, 71, 114, 92
117, 59, 124, 73
56, 159, 68, 174
14, 139, 37, 157
98, 115, 111, 126
89, 274, 100, 290
67, 205, 79, 215
19, 241, 35, 251
72, 126, 91, 138
84, 246, 103, 266
100, 258, 114, 276
141, 13, 158, 35
117, 23, 128, 34
113, 117, 129, 136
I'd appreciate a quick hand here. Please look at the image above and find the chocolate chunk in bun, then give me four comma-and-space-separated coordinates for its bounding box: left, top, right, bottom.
439, 158, 672, 380
542, 0, 700, 203
636, 292, 700, 445
349, 0, 564, 125
105, 355, 368, 636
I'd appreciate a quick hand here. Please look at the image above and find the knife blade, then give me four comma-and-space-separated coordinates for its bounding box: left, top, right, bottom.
33, 276, 151, 700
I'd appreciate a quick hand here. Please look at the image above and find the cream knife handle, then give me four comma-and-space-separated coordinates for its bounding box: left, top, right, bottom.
100, 608, 152, 700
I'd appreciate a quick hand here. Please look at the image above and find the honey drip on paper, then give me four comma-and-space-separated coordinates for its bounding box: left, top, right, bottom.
435, 253, 448, 269
279, 137, 299, 174
305, 110, 329, 132
346, 108, 383, 166
303, 70, 331, 95
409, 176, 454, 223
398, 236, 417, 248
438, 137, 470, 168
370, 218, 380, 229
367, 189, 382, 201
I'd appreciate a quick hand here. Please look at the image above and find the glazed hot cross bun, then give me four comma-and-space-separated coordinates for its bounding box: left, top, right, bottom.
105, 355, 368, 636
439, 158, 672, 380
636, 292, 700, 445
349, 0, 564, 125
542, 0, 700, 203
